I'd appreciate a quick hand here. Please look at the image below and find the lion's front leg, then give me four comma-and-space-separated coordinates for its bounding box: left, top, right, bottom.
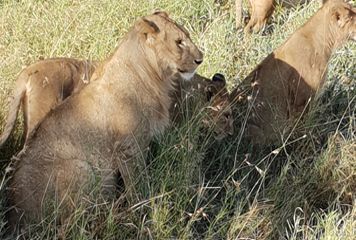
114, 138, 150, 204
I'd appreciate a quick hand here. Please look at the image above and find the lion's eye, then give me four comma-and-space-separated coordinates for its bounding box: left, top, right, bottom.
176, 39, 185, 47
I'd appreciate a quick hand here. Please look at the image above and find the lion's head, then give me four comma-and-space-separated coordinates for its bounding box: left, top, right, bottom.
203, 73, 234, 141
134, 11, 204, 82
325, 0, 356, 45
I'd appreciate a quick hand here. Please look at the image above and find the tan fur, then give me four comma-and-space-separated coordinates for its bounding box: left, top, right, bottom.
245, 0, 275, 34
0, 60, 232, 148
236, 0, 244, 29
231, 0, 356, 145
8, 12, 203, 229
236, 0, 325, 34
0, 58, 98, 148
171, 73, 234, 140
205, 86, 234, 140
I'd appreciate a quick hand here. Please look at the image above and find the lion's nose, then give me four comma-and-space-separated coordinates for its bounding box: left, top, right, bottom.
194, 59, 203, 65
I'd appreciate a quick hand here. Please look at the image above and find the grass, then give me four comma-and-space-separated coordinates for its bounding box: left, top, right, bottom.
0, 0, 355, 239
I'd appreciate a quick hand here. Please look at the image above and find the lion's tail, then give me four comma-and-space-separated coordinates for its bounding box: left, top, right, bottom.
0, 72, 27, 148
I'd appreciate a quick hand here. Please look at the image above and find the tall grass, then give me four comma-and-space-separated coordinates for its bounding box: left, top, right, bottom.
0, 0, 355, 239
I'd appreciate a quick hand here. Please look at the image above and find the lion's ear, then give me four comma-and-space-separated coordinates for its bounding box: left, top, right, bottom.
153, 10, 169, 18
212, 73, 226, 86
135, 17, 160, 44
331, 5, 351, 28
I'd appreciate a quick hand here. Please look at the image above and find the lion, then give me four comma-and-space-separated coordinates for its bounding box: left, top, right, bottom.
0, 60, 233, 149
235, 0, 326, 34
171, 73, 234, 140
0, 58, 98, 148
231, 0, 356, 145
8, 11, 203, 229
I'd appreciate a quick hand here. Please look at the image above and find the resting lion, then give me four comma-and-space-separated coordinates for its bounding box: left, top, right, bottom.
231, 0, 356, 145
8, 11, 203, 229
0, 60, 232, 148
235, 0, 326, 33
171, 73, 234, 140
0, 58, 98, 147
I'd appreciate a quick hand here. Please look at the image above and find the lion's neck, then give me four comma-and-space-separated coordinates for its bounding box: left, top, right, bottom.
299, 6, 342, 59
276, 8, 342, 91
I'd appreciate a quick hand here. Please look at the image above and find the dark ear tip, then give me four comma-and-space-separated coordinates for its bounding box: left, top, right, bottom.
212, 73, 226, 84
136, 17, 160, 34
153, 10, 169, 18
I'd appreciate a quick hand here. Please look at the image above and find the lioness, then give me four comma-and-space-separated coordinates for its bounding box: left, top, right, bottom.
8, 11, 203, 228
231, 0, 356, 145
0, 60, 232, 148
236, 0, 326, 34
0, 58, 98, 147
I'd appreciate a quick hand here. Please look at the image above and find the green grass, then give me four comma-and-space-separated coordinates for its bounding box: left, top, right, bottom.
0, 0, 355, 239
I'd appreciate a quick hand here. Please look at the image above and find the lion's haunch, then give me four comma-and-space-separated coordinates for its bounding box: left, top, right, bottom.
0, 58, 98, 148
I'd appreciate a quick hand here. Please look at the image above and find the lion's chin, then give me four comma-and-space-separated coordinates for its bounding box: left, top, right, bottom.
179, 71, 195, 81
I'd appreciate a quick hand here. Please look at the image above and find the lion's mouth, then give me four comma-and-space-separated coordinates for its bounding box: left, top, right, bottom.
178, 69, 195, 81
352, 32, 356, 42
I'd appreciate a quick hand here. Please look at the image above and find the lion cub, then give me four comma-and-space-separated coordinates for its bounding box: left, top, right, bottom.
171, 73, 233, 140
8, 11, 203, 228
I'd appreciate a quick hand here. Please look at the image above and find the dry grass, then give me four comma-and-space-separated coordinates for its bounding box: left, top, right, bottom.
0, 0, 355, 239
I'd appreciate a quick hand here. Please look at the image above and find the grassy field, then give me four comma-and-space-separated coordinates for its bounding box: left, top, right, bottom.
0, 0, 355, 239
